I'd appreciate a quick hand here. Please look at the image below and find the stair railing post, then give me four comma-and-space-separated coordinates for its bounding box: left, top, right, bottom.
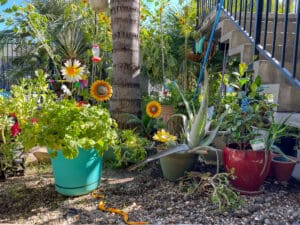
253, 0, 263, 59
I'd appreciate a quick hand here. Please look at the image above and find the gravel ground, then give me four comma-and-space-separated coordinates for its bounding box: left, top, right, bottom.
0, 161, 300, 225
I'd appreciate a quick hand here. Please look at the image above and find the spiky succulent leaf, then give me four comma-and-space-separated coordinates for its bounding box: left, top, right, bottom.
189, 69, 209, 148
173, 82, 194, 123
127, 144, 190, 171
200, 109, 228, 147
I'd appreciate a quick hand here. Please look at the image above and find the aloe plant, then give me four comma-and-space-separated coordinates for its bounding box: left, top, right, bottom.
129, 69, 227, 172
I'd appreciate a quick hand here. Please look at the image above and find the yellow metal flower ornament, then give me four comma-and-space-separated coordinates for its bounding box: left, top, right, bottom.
61, 59, 86, 82
153, 129, 177, 143
146, 100, 162, 118
90, 80, 113, 101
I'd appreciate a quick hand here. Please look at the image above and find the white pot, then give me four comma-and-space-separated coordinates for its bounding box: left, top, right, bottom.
89, 0, 109, 12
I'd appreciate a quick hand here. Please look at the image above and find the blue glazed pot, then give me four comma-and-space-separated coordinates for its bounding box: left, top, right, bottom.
48, 148, 103, 196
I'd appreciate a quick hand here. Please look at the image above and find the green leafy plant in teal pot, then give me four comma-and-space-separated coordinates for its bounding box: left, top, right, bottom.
19, 99, 118, 196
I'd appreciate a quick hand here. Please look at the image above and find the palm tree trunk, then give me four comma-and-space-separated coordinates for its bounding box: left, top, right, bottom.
110, 0, 141, 128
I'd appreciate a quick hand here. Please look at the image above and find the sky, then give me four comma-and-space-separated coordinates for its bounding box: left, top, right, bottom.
0, 0, 182, 30
0, 0, 25, 30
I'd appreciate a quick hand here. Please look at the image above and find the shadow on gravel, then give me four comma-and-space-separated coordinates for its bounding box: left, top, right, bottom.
0, 174, 67, 223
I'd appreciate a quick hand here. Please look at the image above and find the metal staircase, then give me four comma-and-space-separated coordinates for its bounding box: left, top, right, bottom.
196, 0, 300, 127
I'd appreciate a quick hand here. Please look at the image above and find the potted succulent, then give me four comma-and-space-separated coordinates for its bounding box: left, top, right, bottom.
222, 64, 286, 194
129, 69, 227, 176
152, 129, 196, 181
19, 98, 118, 196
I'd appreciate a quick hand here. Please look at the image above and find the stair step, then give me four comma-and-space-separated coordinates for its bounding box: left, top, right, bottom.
274, 112, 300, 128
238, 13, 297, 22
216, 18, 239, 37
254, 60, 300, 112
247, 21, 297, 35
217, 19, 297, 39
254, 60, 300, 85
220, 30, 249, 49
228, 43, 253, 64
220, 30, 298, 53
226, 40, 300, 66
263, 44, 300, 64
198, 11, 227, 34
259, 32, 297, 49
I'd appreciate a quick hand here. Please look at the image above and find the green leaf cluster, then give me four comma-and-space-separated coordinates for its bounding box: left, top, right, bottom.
222, 64, 276, 149
0, 0, 111, 81
105, 130, 150, 168
19, 99, 118, 159
0, 70, 52, 172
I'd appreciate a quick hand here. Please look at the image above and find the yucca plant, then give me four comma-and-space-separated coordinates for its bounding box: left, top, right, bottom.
129, 69, 227, 172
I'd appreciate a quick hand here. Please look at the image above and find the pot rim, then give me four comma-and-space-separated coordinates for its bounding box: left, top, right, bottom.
225, 143, 265, 152
272, 155, 297, 163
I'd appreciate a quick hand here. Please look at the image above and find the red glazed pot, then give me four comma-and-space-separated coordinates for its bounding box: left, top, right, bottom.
223, 144, 271, 194
271, 156, 297, 182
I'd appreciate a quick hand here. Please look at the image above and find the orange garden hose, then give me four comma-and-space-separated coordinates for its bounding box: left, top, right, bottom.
92, 191, 148, 225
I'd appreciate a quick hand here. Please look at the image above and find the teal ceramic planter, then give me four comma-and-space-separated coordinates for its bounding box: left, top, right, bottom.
48, 148, 103, 196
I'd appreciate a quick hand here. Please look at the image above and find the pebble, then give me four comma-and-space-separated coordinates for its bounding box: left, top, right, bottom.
248, 204, 261, 213
264, 218, 272, 225
156, 208, 164, 216
265, 196, 273, 203
4, 167, 300, 225
255, 196, 265, 204
293, 211, 300, 219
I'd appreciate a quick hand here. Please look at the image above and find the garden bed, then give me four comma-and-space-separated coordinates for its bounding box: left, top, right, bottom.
0, 162, 300, 225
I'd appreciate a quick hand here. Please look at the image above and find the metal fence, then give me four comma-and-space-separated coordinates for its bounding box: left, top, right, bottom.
0, 42, 24, 90
0, 42, 32, 90
196, 0, 300, 90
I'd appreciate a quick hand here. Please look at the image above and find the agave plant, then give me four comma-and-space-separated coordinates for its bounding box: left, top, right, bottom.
129, 69, 227, 172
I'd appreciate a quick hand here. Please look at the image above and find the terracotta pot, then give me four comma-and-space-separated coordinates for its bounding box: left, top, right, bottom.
223, 144, 271, 194
292, 147, 300, 181
89, 0, 109, 12
159, 105, 174, 125
271, 156, 297, 181
268, 152, 280, 178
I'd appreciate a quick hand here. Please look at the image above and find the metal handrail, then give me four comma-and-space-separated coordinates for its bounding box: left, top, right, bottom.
196, 0, 300, 90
